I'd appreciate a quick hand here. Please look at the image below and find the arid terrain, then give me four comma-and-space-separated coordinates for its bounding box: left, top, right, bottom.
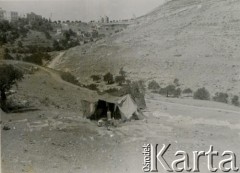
1, 61, 240, 173
52, 0, 240, 96
1, 0, 240, 172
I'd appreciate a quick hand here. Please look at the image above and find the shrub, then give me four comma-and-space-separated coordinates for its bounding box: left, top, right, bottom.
119, 67, 126, 77
85, 84, 98, 91
103, 72, 114, 84
60, 72, 79, 86
231, 96, 239, 106
4, 53, 14, 60
115, 75, 125, 86
44, 31, 51, 40
23, 52, 51, 65
17, 41, 23, 48
91, 75, 101, 82
159, 85, 176, 97
0, 64, 23, 111
193, 87, 210, 100
183, 88, 193, 94
174, 88, 182, 98
173, 78, 180, 86
213, 92, 229, 103
148, 80, 160, 90
104, 88, 119, 94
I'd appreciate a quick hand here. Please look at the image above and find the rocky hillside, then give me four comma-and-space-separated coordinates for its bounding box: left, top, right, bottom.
54, 0, 240, 96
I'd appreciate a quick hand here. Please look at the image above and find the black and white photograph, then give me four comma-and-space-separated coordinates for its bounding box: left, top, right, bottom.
0, 0, 240, 172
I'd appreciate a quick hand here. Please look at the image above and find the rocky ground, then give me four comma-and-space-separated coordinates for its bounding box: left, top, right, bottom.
52, 0, 240, 96
1, 64, 240, 173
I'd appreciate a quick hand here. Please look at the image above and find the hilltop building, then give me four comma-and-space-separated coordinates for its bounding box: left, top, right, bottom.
0, 8, 19, 22
0, 8, 6, 20
27, 12, 42, 22
100, 16, 110, 23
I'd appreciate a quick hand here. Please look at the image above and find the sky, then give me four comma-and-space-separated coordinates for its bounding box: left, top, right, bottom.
0, 0, 165, 22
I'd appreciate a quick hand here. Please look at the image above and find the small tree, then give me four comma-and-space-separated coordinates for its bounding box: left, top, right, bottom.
183, 88, 193, 94
90, 75, 101, 82
213, 92, 228, 103
173, 78, 180, 86
60, 72, 80, 86
119, 67, 126, 77
193, 87, 210, 100
17, 41, 23, 48
103, 72, 114, 84
165, 85, 176, 97
115, 75, 125, 86
148, 80, 160, 90
0, 64, 23, 111
174, 88, 182, 98
53, 40, 61, 51
232, 95, 239, 106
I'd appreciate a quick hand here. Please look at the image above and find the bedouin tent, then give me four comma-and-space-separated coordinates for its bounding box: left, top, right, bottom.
81, 94, 144, 121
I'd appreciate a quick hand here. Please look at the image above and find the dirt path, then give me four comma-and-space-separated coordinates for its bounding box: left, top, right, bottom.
48, 51, 65, 69
146, 98, 240, 115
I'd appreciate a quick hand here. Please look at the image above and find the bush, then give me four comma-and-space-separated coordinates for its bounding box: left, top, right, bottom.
119, 67, 126, 77
17, 41, 23, 48
148, 80, 160, 90
213, 92, 228, 103
173, 78, 180, 86
0, 64, 23, 111
91, 75, 101, 82
104, 88, 119, 94
183, 88, 193, 94
60, 72, 80, 86
231, 96, 239, 106
4, 53, 14, 60
23, 52, 51, 65
85, 84, 98, 91
103, 72, 114, 84
193, 87, 210, 100
115, 75, 125, 86
159, 85, 176, 97
174, 88, 182, 98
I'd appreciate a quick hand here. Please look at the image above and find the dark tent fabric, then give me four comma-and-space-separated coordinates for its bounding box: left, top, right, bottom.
81, 94, 144, 120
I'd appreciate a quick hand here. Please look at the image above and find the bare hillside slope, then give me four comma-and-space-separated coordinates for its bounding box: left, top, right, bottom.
54, 0, 240, 95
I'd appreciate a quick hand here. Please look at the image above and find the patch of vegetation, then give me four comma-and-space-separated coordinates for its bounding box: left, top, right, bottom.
193, 87, 210, 100
173, 78, 180, 86
60, 72, 80, 86
231, 95, 239, 106
115, 75, 125, 86
119, 67, 126, 77
0, 64, 24, 112
90, 75, 101, 82
103, 72, 114, 84
174, 88, 182, 98
159, 85, 177, 97
213, 92, 229, 103
183, 88, 193, 94
148, 80, 160, 91
84, 84, 98, 91
104, 88, 119, 94
23, 52, 51, 65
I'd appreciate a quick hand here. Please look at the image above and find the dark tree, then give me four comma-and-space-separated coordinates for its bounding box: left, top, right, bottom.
232, 95, 239, 106
148, 80, 160, 90
119, 67, 126, 77
103, 72, 114, 84
0, 64, 23, 111
115, 76, 125, 86
91, 75, 101, 82
193, 87, 210, 100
